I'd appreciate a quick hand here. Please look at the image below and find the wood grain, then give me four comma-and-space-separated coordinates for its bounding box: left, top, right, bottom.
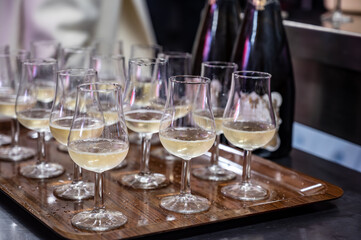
0, 128, 343, 240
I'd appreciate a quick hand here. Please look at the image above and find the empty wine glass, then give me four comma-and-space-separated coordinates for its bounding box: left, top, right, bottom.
0, 51, 36, 161
151, 51, 192, 161
68, 83, 128, 231
59, 46, 93, 70
322, 0, 352, 28
192, 61, 237, 181
221, 71, 276, 201
120, 58, 168, 189
16, 58, 64, 179
159, 75, 216, 214
50, 69, 97, 200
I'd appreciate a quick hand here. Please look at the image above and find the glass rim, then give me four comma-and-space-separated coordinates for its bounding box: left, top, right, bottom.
77, 82, 123, 93
233, 70, 272, 79
158, 51, 192, 59
23, 58, 57, 65
129, 57, 167, 66
202, 61, 238, 69
169, 75, 211, 84
58, 68, 97, 76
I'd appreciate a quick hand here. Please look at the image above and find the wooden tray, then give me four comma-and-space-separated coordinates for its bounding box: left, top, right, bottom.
0, 134, 343, 240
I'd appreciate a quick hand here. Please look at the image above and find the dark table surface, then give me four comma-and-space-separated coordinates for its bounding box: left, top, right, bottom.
0, 148, 360, 240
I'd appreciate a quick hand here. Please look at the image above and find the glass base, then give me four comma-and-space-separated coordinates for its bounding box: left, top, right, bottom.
20, 162, 64, 179
192, 165, 236, 182
57, 144, 68, 153
0, 146, 36, 161
160, 193, 210, 214
113, 159, 127, 170
221, 182, 268, 201
120, 172, 167, 190
0, 134, 11, 146
71, 208, 127, 231
54, 181, 94, 200
151, 148, 180, 161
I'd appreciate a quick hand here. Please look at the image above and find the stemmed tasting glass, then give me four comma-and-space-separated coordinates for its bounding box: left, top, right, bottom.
0, 51, 36, 160
31, 40, 61, 59
151, 51, 192, 160
120, 58, 168, 189
159, 75, 216, 214
50, 69, 97, 200
16, 58, 64, 179
68, 83, 128, 231
321, 0, 352, 28
221, 71, 276, 201
192, 61, 237, 181
92, 54, 128, 168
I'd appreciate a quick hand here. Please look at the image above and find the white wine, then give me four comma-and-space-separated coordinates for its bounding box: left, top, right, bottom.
103, 111, 120, 126
17, 109, 51, 132
0, 96, 35, 118
174, 104, 190, 119
36, 81, 56, 103
125, 109, 163, 134
68, 139, 129, 173
159, 128, 215, 160
193, 108, 223, 134
50, 117, 104, 145
222, 121, 276, 151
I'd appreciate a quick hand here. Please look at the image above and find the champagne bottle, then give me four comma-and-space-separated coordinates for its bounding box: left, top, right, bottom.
231, 0, 295, 158
191, 0, 241, 75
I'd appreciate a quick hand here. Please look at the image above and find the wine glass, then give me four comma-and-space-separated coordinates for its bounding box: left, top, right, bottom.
120, 58, 168, 190
68, 82, 128, 231
16, 58, 64, 179
192, 61, 237, 181
31, 40, 61, 59
0, 51, 36, 161
59, 46, 93, 70
159, 75, 216, 214
151, 51, 192, 160
221, 71, 276, 201
50, 69, 97, 200
321, 0, 352, 29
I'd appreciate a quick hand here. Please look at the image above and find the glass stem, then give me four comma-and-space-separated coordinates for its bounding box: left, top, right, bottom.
10, 119, 17, 147
180, 160, 191, 195
72, 162, 82, 183
241, 150, 252, 185
37, 132, 47, 165
335, 0, 341, 12
139, 133, 152, 176
210, 134, 220, 167
94, 172, 104, 210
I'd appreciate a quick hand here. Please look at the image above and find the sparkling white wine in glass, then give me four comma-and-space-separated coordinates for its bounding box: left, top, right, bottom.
159, 75, 216, 214
221, 71, 276, 201
68, 82, 128, 231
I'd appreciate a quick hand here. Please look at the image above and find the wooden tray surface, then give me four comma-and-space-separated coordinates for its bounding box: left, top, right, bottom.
0, 132, 343, 239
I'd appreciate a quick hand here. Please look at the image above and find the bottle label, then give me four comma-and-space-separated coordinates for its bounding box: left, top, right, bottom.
263, 91, 282, 151
250, 0, 277, 10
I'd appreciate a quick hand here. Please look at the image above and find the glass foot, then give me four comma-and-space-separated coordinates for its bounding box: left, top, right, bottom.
192, 165, 236, 181
54, 181, 94, 200
113, 159, 127, 170
120, 172, 167, 190
0, 134, 11, 146
20, 162, 64, 179
57, 144, 68, 153
221, 182, 268, 201
151, 148, 180, 161
160, 193, 210, 214
0, 146, 36, 161
71, 208, 127, 231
